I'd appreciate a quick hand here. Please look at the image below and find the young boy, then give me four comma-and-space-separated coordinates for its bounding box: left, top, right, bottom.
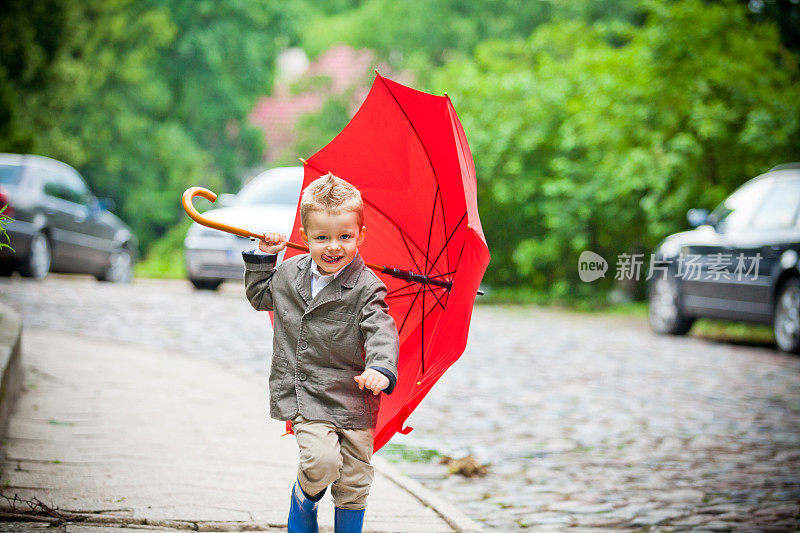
242, 173, 399, 533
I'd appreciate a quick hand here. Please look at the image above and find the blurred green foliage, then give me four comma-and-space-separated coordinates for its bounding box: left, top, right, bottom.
293, 0, 799, 301
429, 0, 800, 299
300, 0, 640, 84
1, 0, 798, 303
0, 205, 13, 252
0, 0, 301, 251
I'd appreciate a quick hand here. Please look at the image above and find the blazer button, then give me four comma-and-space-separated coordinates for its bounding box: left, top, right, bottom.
307, 313, 313, 319
300, 341, 308, 350
298, 372, 307, 381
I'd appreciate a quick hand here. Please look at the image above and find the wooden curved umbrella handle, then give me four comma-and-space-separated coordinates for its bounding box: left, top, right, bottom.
181, 187, 309, 252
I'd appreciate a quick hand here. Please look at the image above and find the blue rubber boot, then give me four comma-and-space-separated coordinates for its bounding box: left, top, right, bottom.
334, 507, 365, 533
288, 480, 323, 533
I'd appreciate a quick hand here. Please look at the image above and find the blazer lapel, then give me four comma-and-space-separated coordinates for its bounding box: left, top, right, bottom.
295, 255, 313, 306
306, 253, 365, 314
308, 280, 342, 313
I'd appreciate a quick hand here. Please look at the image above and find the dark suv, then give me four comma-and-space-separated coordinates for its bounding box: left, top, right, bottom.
0, 153, 137, 282
648, 163, 800, 353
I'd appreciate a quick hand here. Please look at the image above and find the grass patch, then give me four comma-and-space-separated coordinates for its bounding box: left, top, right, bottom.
477, 285, 652, 314
47, 419, 74, 427
379, 443, 443, 464
692, 319, 774, 345
134, 219, 191, 280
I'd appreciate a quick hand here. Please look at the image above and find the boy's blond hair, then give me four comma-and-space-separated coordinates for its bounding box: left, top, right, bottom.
300, 173, 364, 228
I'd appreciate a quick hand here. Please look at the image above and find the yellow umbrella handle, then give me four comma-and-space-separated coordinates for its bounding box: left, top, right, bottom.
181, 187, 309, 253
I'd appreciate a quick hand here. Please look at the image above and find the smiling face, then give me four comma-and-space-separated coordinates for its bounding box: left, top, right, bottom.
299, 210, 366, 275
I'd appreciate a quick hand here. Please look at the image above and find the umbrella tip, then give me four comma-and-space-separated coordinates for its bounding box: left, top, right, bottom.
374, 68, 382, 76
299, 157, 308, 165
444, 91, 449, 98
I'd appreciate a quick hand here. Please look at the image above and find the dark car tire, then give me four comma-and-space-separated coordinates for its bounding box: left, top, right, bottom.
0, 261, 14, 276
97, 247, 133, 284
190, 278, 223, 291
774, 277, 800, 354
19, 232, 51, 280
648, 270, 695, 335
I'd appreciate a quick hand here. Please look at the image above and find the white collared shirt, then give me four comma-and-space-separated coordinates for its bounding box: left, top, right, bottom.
310, 259, 353, 299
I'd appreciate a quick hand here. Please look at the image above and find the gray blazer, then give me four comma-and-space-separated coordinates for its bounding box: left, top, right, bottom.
243, 251, 399, 429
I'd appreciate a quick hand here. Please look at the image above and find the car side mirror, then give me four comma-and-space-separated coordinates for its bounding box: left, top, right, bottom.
97, 197, 116, 212
687, 208, 709, 228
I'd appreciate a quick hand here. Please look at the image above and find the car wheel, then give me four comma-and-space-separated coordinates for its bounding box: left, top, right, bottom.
648, 271, 694, 335
19, 232, 51, 280
774, 277, 800, 354
98, 247, 133, 284
190, 278, 223, 291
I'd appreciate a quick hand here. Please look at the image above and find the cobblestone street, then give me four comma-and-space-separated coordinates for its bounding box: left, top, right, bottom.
1, 274, 799, 532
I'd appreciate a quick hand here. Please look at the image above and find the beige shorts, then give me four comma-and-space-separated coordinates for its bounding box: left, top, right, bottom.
292, 414, 374, 510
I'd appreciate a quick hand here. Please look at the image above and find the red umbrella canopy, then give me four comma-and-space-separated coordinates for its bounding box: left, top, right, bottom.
286, 73, 490, 451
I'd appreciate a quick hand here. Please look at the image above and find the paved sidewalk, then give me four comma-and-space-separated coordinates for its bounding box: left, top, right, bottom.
0, 328, 479, 532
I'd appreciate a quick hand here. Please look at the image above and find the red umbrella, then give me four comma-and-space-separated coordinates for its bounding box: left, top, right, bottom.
286, 72, 490, 451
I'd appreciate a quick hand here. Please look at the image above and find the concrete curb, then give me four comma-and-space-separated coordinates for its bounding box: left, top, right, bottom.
372, 456, 484, 532
0, 302, 23, 441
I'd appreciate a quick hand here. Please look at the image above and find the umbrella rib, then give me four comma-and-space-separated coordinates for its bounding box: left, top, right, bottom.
426, 270, 456, 280
398, 229, 425, 276
396, 224, 446, 280
427, 212, 467, 280
397, 287, 423, 336
377, 75, 444, 196
439, 181, 450, 276
423, 283, 446, 311
386, 291, 421, 300
451, 225, 470, 288
387, 281, 418, 297
387, 284, 448, 303
424, 186, 439, 278
421, 279, 426, 374
400, 293, 446, 376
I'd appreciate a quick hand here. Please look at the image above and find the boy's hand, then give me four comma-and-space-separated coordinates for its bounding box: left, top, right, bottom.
258, 232, 287, 254
355, 368, 389, 396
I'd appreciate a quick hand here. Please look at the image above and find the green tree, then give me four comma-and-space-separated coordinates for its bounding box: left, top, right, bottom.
300, 0, 639, 78
1, 0, 302, 251
432, 0, 800, 300
148, 0, 303, 191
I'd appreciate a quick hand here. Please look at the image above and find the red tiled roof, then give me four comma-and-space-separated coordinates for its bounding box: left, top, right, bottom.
248, 45, 413, 164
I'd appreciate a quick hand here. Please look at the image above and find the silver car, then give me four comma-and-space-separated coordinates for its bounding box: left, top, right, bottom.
184, 166, 303, 290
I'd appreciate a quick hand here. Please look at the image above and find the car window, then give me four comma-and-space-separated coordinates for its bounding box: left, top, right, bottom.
0, 164, 23, 185
61, 169, 93, 206
710, 177, 773, 233
36, 166, 69, 201
750, 178, 800, 231
37, 165, 90, 206
236, 175, 302, 206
